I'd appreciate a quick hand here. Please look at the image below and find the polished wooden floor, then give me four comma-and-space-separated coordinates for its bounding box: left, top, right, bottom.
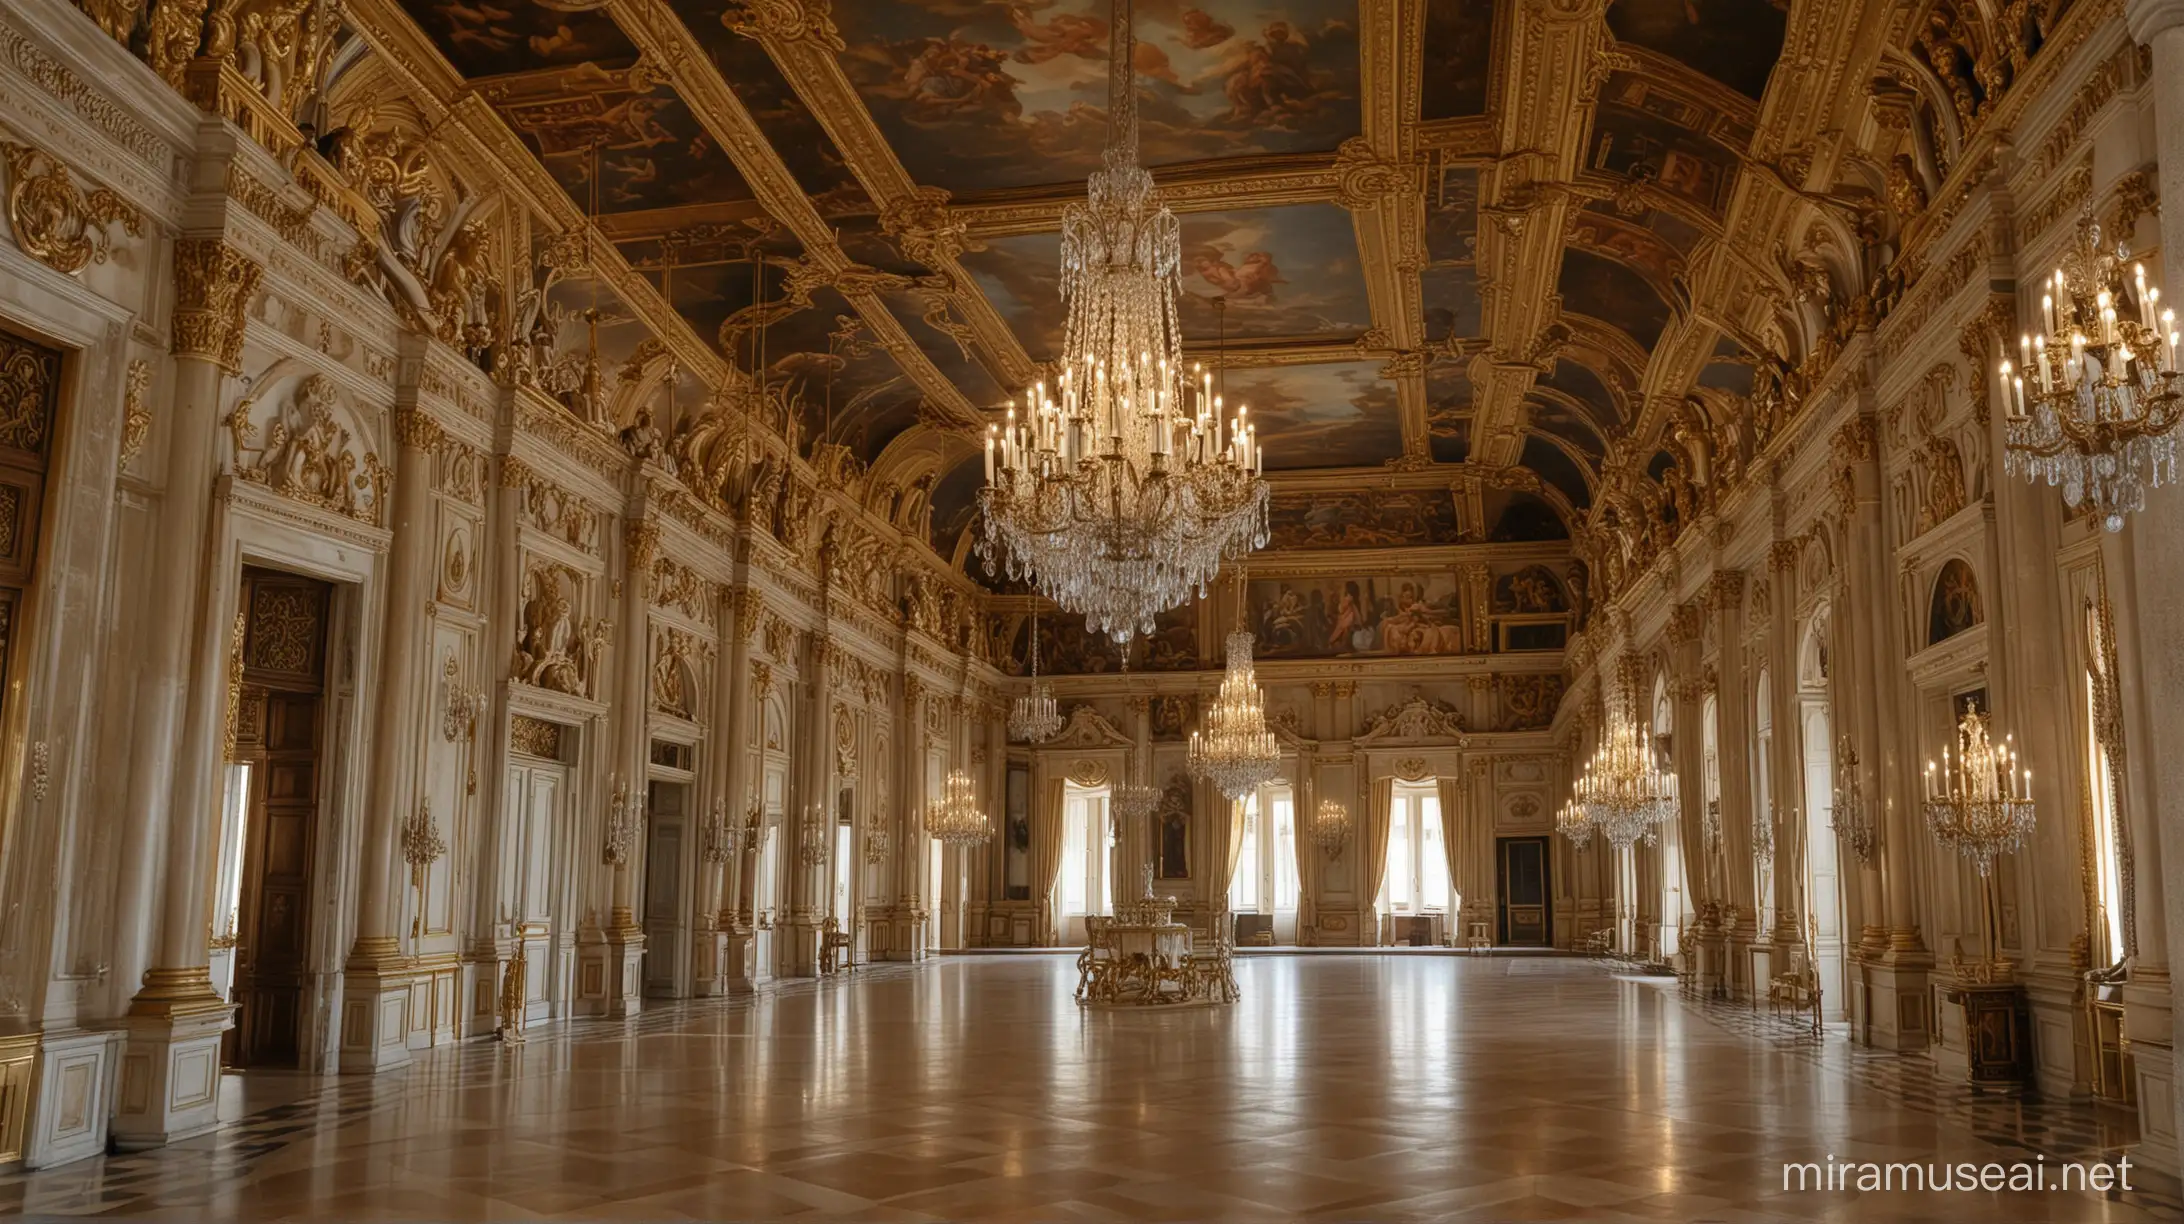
3, 956, 2173, 1221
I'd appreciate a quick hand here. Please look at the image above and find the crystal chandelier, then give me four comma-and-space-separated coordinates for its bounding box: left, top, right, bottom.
1188, 630, 1281, 799
1554, 796, 1592, 850
1923, 709, 2036, 877
1310, 798, 1352, 859
977, 0, 1268, 643
1008, 608, 1063, 743
1111, 753, 1162, 827
1569, 706, 1676, 851
2000, 214, 2181, 532
925, 768, 992, 846
1829, 736, 1877, 866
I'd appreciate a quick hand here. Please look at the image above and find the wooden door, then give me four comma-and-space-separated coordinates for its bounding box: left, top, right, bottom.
230, 571, 329, 1068
641, 783, 684, 998
1497, 836, 1551, 946
0, 331, 58, 757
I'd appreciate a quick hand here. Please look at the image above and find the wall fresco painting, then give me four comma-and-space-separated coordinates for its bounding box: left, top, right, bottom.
833, 0, 1362, 195
1224, 362, 1402, 470
1425, 164, 1480, 265
1177, 204, 1372, 341
1266, 489, 1461, 550
1004, 603, 1200, 673
500, 83, 758, 216
1249, 572, 1464, 659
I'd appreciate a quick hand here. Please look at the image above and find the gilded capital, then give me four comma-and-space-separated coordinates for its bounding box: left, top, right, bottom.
624, 517, 661, 570
394, 407, 448, 453
172, 237, 262, 372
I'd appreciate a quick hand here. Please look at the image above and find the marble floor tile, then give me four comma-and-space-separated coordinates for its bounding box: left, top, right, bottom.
0, 956, 2175, 1222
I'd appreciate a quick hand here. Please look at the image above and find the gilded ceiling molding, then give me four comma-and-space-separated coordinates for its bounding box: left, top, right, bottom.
172, 237, 263, 372
723, 0, 843, 52
0, 141, 143, 276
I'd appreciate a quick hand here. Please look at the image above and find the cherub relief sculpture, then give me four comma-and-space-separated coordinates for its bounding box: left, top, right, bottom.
511, 565, 600, 697
228, 373, 388, 526
204, 0, 335, 121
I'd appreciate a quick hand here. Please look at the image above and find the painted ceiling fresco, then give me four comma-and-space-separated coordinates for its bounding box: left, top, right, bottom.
398, 0, 635, 77
1223, 362, 1402, 471
832, 0, 1362, 196
1420, 0, 1496, 120
683, 4, 876, 219
1177, 204, 1372, 341
380, 0, 1820, 587
1605, 0, 1789, 103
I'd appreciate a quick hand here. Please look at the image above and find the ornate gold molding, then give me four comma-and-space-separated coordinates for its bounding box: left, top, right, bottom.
0, 141, 143, 275
145, 0, 210, 87
118, 357, 152, 471
172, 238, 262, 372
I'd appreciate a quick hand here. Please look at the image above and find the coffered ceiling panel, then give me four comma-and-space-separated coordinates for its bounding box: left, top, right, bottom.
399, 0, 638, 76
1419, 0, 1495, 120
492, 71, 760, 215
832, 0, 1363, 196
1604, 0, 1789, 103
1229, 360, 1402, 471
1177, 203, 1372, 342
678, 0, 877, 218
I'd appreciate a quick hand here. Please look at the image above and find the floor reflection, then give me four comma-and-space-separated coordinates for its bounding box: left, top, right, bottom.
0, 955, 2172, 1221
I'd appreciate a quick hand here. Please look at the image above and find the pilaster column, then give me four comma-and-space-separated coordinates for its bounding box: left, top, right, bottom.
598, 517, 654, 1015
338, 382, 445, 1073
113, 236, 261, 1149
1766, 540, 1805, 951
891, 673, 929, 961
783, 633, 830, 975
714, 587, 758, 989
2119, 0, 2184, 1171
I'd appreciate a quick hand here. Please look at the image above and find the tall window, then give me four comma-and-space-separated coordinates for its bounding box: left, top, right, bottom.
1228, 787, 1301, 915
1379, 784, 1454, 915
1059, 785, 1112, 922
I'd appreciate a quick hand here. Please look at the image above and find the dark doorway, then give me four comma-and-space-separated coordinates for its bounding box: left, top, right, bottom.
1497, 836, 1552, 946
226, 569, 332, 1068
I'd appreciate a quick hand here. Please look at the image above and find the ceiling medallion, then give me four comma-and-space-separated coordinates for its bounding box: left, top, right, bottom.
977, 0, 1268, 644
2000, 214, 2181, 532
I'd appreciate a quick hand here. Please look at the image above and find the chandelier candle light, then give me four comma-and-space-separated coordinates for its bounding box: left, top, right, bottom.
1008, 609, 1063, 743
1310, 797, 1353, 859
1923, 710, 2037, 877
977, 0, 1268, 643
2000, 214, 2182, 532
1188, 629, 1281, 800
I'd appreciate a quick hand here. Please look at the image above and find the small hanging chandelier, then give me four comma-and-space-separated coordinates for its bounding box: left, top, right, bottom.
2000, 213, 2182, 532
977, 0, 1268, 644
1923, 709, 2036, 876
1188, 629, 1281, 799
1008, 607, 1063, 743
926, 768, 992, 846
1310, 797, 1353, 859
1829, 736, 1877, 866
1555, 796, 1593, 850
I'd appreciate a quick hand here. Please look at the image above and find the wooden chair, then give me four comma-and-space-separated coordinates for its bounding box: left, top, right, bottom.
819, 916, 854, 975
1466, 921, 1492, 955
1581, 928, 1615, 959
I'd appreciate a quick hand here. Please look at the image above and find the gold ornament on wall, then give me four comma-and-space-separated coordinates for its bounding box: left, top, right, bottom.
118, 358, 152, 472
0, 141, 142, 276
